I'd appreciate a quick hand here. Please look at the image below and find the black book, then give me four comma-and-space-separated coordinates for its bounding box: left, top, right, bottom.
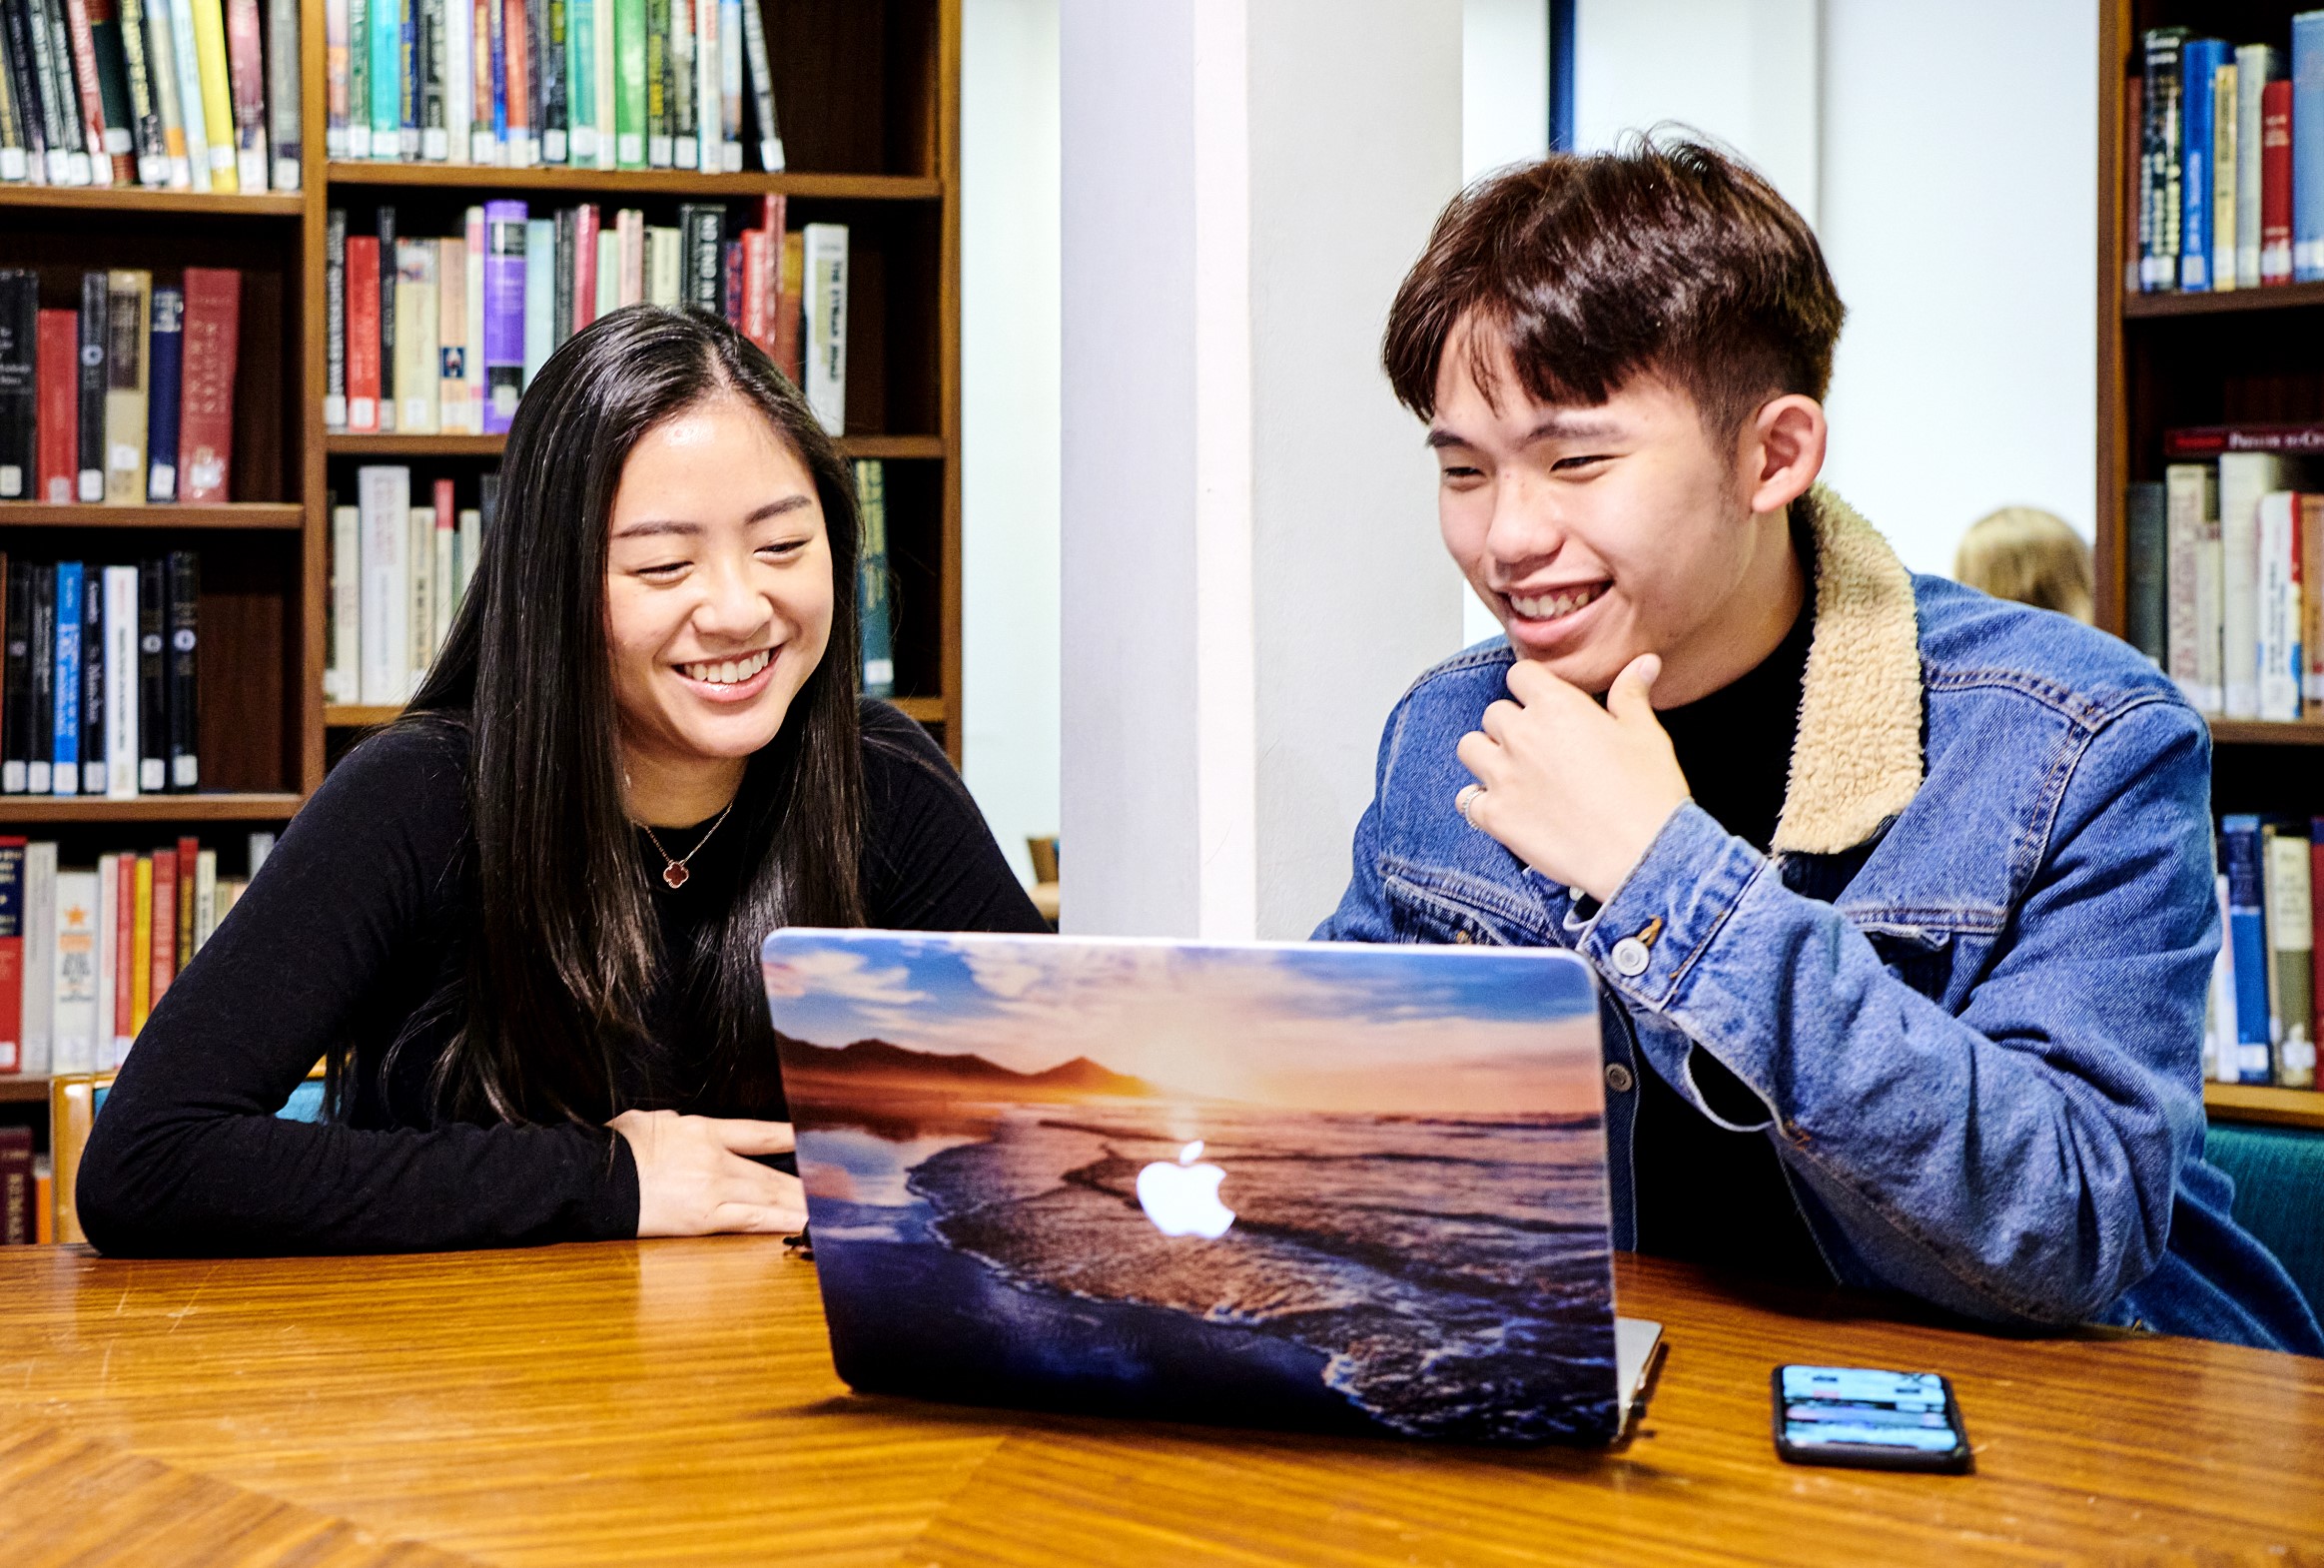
137, 556, 164, 793
28, 0, 81, 169
1, 560, 27, 794
552, 207, 575, 350
418, 0, 445, 159
0, 0, 48, 179
79, 569, 102, 795
26, 561, 52, 796
479, 470, 497, 537
82, 0, 134, 180
678, 204, 723, 313
0, 270, 34, 500
165, 548, 197, 790
325, 208, 348, 428
538, 0, 564, 163
76, 273, 106, 502
378, 205, 396, 430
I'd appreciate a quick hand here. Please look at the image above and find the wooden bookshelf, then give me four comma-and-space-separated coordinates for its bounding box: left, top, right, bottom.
0, 185, 305, 218
0, 1075, 51, 1105
2099, 2, 2324, 1127
0, 504, 306, 530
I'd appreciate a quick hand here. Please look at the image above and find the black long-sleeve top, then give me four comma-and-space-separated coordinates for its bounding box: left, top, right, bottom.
76, 701, 1048, 1256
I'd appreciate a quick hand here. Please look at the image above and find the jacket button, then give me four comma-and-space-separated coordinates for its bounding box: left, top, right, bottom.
1610, 936, 1651, 977
1453, 930, 1473, 945
1604, 1063, 1635, 1093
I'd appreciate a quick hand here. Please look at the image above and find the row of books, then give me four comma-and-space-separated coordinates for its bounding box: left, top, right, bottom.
0, 0, 299, 189
2134, 20, 2324, 293
324, 195, 844, 436
0, 1126, 45, 1243
0, 267, 240, 505
0, 552, 202, 797
328, 465, 485, 704
2210, 815, 2323, 1089
2120, 428, 2324, 721
324, 0, 785, 173
0, 831, 275, 1076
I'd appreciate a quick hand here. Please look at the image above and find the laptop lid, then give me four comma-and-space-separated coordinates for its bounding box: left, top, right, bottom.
762, 929, 1640, 1445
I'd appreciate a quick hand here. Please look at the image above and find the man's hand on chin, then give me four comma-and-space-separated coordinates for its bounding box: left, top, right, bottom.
1454, 653, 1693, 904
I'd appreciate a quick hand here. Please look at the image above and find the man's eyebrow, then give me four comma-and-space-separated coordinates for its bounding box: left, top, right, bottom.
1425, 413, 1625, 450
611, 495, 812, 538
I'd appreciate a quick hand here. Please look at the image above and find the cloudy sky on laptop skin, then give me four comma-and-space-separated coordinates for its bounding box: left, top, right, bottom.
762, 931, 1617, 1445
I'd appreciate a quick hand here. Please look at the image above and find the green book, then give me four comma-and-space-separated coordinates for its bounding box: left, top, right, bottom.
643, 0, 668, 166
348, 0, 370, 157
614, 0, 643, 167
566, 0, 594, 162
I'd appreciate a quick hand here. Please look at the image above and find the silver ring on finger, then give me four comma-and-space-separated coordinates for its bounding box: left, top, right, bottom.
1456, 783, 1484, 826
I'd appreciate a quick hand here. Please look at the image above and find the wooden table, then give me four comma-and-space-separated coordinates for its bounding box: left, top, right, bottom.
0, 1242, 2317, 1566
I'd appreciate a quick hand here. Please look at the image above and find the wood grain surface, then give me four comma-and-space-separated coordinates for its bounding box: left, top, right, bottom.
0, 1240, 2316, 1567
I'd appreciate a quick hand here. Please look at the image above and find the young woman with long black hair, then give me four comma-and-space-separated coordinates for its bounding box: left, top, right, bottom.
76, 308, 1047, 1254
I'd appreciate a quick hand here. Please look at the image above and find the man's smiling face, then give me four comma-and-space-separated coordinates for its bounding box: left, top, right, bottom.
1429, 318, 1778, 704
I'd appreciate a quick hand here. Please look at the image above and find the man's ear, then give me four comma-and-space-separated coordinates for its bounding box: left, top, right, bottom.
1739, 394, 1828, 517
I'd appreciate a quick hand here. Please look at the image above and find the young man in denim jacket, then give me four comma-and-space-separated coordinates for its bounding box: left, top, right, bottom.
1317, 139, 2322, 1353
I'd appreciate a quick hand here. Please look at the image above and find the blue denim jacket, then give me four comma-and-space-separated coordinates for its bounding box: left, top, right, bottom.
1316, 487, 2324, 1355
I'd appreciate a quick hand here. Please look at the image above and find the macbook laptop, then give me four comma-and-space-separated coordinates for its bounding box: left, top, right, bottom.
761, 930, 1663, 1446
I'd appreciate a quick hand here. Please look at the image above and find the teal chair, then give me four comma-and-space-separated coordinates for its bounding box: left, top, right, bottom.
2205, 1124, 2324, 1323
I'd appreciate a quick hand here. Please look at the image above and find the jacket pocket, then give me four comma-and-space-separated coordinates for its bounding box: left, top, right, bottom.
1379, 860, 1559, 948
1853, 922, 1957, 1002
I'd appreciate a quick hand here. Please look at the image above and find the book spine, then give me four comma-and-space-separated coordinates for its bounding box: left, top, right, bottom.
403, 501, 425, 688
737, 0, 770, 169
521, 214, 550, 383
75, 271, 105, 499
551, 205, 573, 346
2142, 29, 2185, 291
117, 0, 165, 182
1, 0, 52, 183
0, 1132, 28, 1236
52, 869, 97, 1074
140, 0, 188, 184
172, 836, 192, 971
185, 0, 234, 187
397, 0, 416, 158
101, 267, 149, 502
146, 844, 172, 1013
801, 221, 844, 434
62, 0, 122, 184
2224, 815, 2276, 1082
610, 0, 635, 164
639, 0, 659, 164
81, 0, 137, 180
0, 840, 22, 1072
2305, 494, 2324, 703
665, 0, 685, 168
392, 237, 437, 431
436, 230, 466, 430
501, 0, 526, 162
481, 198, 524, 431
738, 222, 769, 354
145, 282, 181, 494
0, 0, 25, 179
2235, 47, 2266, 285
221, 0, 261, 189
690, 0, 709, 172
36, 310, 73, 499
347, 234, 380, 430
326, 0, 347, 154
615, 204, 640, 302
94, 854, 116, 1064
2260, 491, 2302, 720
481, 0, 499, 157
563, 0, 588, 160
51, 562, 79, 795
2298, 14, 2324, 281
2212, 60, 2236, 293
176, 265, 238, 501
463, 203, 482, 408
2218, 452, 2281, 718
19, 841, 51, 1072
357, 463, 409, 701
538, 0, 561, 161
32, 0, 87, 185
856, 458, 892, 696
773, 223, 799, 383
430, 477, 452, 649
102, 563, 135, 796
323, 211, 347, 428
440, 0, 466, 158
26, 564, 50, 795
376, 203, 393, 426
166, 0, 211, 187
265, 0, 295, 185
2265, 78, 2295, 284
0, 273, 32, 499
135, 555, 162, 790
457, 504, 478, 596
165, 548, 195, 788
418, 0, 444, 157
715, 0, 733, 168
191, 847, 214, 952
678, 200, 720, 312
126, 853, 147, 1037
2179, 39, 2221, 291
345, 0, 365, 155
365, 0, 390, 154
0, 565, 24, 794
79, 562, 101, 792
570, 199, 597, 331
720, 239, 738, 325
589, 0, 607, 165
2272, 825, 2318, 1089
328, 502, 359, 701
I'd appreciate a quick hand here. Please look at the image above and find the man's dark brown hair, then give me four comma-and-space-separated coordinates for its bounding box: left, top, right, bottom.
1382, 135, 1846, 438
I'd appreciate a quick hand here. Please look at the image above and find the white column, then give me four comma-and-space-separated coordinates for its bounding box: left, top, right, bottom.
1061, 0, 1465, 940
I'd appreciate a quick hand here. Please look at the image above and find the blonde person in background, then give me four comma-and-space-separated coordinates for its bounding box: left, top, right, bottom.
1953, 506, 2094, 622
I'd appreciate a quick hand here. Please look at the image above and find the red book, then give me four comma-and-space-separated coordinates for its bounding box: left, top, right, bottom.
0, 838, 23, 1074
149, 848, 175, 1007
573, 204, 599, 332
178, 267, 241, 502
35, 312, 78, 502
223, 0, 268, 188
434, 476, 454, 553
740, 228, 771, 353
347, 238, 381, 432
175, 836, 196, 976
61, 0, 120, 185
503, 0, 530, 156
112, 855, 134, 1050
2263, 79, 2294, 287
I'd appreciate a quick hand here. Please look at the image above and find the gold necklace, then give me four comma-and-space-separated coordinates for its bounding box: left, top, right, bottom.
638, 797, 737, 890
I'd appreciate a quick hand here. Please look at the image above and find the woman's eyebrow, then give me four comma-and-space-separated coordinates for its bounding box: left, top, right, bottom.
612, 495, 812, 540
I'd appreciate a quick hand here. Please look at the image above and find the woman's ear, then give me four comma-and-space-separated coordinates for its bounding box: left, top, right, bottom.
1740, 393, 1828, 517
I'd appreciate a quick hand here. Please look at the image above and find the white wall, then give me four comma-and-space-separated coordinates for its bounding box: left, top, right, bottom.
960, 0, 1062, 885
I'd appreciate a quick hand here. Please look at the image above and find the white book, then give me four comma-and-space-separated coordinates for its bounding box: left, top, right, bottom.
2237, 45, 2276, 289
104, 566, 141, 797
358, 465, 413, 705
438, 240, 469, 433
21, 842, 56, 1077
2258, 491, 2305, 721
95, 856, 119, 1069
328, 504, 361, 702
596, 230, 620, 315
2212, 61, 2238, 294
696, 0, 718, 173
2217, 452, 2289, 719
193, 849, 217, 952
445, 0, 473, 165
165, 0, 213, 192
395, 241, 441, 434
432, 509, 456, 653
248, 832, 275, 875
408, 504, 435, 694
645, 226, 681, 308
52, 869, 100, 1075
803, 223, 849, 436
458, 507, 482, 599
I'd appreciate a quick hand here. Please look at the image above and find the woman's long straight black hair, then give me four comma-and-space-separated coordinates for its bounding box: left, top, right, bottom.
386, 305, 866, 1126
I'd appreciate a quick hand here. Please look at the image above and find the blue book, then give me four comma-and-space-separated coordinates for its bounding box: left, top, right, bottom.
2222, 815, 2276, 1083
523, 218, 555, 391
51, 564, 81, 798
2180, 38, 2229, 291
372, 0, 401, 157
146, 288, 184, 501
854, 459, 894, 697
2296, 13, 2324, 280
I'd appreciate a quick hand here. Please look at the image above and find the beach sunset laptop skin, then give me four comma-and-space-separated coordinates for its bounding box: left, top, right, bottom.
763, 931, 1620, 1444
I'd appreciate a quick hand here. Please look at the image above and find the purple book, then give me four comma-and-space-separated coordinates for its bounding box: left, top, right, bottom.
483, 201, 530, 434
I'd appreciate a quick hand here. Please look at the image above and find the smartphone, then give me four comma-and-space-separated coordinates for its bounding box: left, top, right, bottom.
1771, 1364, 1971, 1473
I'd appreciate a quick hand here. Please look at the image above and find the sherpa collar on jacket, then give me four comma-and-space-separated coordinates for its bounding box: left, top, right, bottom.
1771, 484, 1925, 856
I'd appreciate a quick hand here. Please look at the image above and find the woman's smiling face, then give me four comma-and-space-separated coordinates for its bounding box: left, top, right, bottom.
602, 392, 835, 776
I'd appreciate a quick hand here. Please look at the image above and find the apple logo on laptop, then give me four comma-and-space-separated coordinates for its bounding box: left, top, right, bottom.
1136, 1141, 1235, 1239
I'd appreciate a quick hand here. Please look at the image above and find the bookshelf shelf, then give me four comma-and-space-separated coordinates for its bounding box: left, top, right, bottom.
892, 696, 945, 722
0, 504, 306, 530
324, 706, 401, 728
0, 184, 307, 218
323, 433, 947, 459
2122, 279, 2324, 320
321, 163, 941, 202
2208, 718, 2324, 746
2206, 1083, 2324, 1133
0, 794, 305, 823
0, 1075, 50, 1105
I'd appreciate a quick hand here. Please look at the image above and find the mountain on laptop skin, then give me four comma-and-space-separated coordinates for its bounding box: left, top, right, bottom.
763, 931, 1619, 1444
